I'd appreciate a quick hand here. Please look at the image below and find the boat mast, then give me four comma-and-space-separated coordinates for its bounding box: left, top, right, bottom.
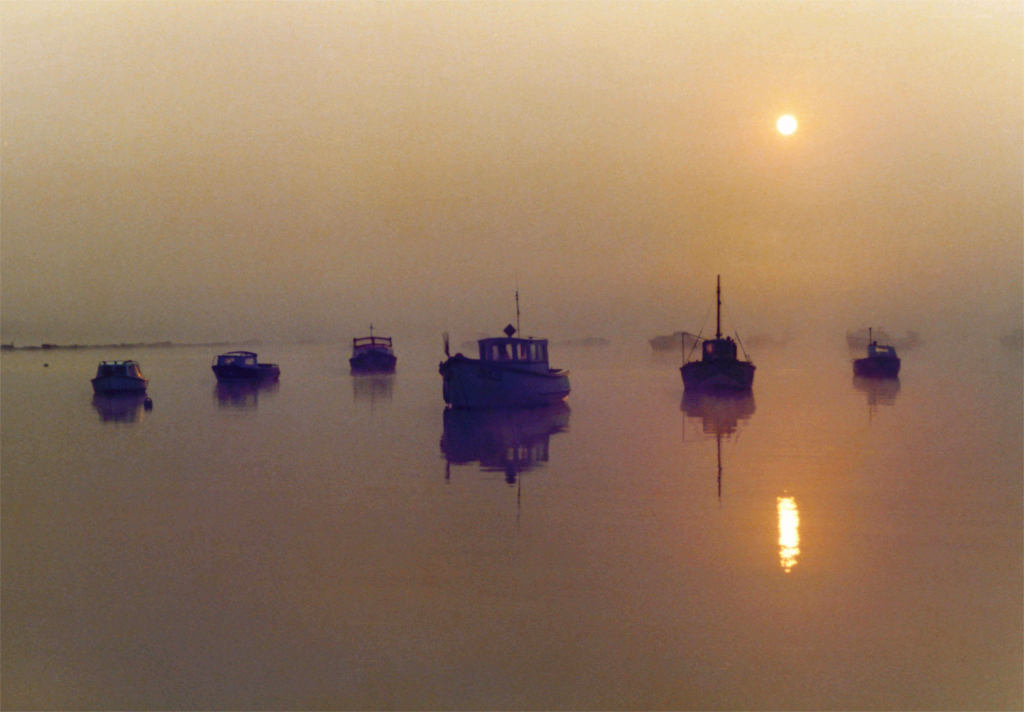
716, 275, 722, 339
515, 289, 520, 335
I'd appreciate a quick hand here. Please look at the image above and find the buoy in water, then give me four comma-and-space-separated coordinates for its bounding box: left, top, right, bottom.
144, 398, 153, 410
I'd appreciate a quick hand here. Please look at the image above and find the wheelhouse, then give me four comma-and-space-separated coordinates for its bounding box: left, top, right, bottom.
352, 336, 393, 353
702, 337, 738, 361
478, 337, 548, 364
95, 360, 144, 378
214, 351, 258, 367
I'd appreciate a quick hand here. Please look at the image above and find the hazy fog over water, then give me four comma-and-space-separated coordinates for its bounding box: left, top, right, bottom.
2, 1, 1021, 346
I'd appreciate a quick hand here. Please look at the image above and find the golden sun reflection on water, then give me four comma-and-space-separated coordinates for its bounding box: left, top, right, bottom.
777, 496, 800, 573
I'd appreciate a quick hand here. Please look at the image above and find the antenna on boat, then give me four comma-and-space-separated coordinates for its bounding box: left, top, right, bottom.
443, 332, 450, 357
369, 323, 374, 339
515, 287, 520, 335
716, 275, 722, 340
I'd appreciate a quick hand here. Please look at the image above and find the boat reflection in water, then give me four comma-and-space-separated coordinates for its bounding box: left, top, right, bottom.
440, 403, 571, 484
214, 380, 278, 409
352, 374, 394, 404
852, 375, 901, 408
681, 390, 755, 499
92, 392, 148, 423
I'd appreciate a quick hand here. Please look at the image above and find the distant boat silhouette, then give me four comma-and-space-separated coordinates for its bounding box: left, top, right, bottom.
350, 325, 397, 373
852, 328, 901, 378
847, 328, 921, 351
649, 331, 699, 352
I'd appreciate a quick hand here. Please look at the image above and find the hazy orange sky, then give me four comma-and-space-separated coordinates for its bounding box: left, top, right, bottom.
2, 1, 1020, 345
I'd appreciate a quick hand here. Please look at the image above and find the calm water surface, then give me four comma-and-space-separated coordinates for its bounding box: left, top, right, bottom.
2, 338, 1021, 710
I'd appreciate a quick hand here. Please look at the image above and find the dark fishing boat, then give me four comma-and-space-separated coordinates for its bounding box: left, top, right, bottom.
349, 326, 397, 373
852, 328, 900, 378
439, 324, 570, 409
211, 351, 280, 382
680, 276, 755, 392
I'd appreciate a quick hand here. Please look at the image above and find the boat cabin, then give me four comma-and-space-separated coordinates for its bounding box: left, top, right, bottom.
352, 336, 394, 353
478, 337, 548, 363
866, 342, 899, 359
214, 351, 259, 367
95, 360, 144, 378
702, 337, 739, 361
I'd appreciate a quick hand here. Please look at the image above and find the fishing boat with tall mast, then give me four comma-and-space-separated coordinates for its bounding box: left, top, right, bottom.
680, 276, 755, 392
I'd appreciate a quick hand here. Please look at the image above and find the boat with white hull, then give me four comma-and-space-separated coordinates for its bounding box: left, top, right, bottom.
439, 325, 570, 409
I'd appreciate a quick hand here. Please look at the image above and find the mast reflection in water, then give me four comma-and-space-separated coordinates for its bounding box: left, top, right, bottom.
681, 390, 755, 498
352, 373, 394, 404
440, 403, 570, 484
777, 495, 800, 572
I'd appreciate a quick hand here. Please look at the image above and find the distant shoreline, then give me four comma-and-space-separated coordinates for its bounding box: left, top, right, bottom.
0, 340, 258, 352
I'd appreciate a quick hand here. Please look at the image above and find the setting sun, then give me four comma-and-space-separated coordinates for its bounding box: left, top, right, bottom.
776, 114, 798, 135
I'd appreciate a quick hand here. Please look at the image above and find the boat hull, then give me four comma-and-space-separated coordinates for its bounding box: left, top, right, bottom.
439, 356, 570, 409
680, 360, 755, 392
853, 356, 900, 378
91, 375, 148, 394
350, 350, 397, 373
211, 364, 280, 382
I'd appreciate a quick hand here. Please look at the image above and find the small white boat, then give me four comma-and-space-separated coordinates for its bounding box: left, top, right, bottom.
439, 325, 570, 409
91, 360, 148, 394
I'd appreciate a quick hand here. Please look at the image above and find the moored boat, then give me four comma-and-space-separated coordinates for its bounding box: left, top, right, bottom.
349, 327, 397, 373
439, 324, 570, 409
680, 276, 755, 392
852, 328, 900, 378
91, 360, 148, 394
211, 351, 280, 382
